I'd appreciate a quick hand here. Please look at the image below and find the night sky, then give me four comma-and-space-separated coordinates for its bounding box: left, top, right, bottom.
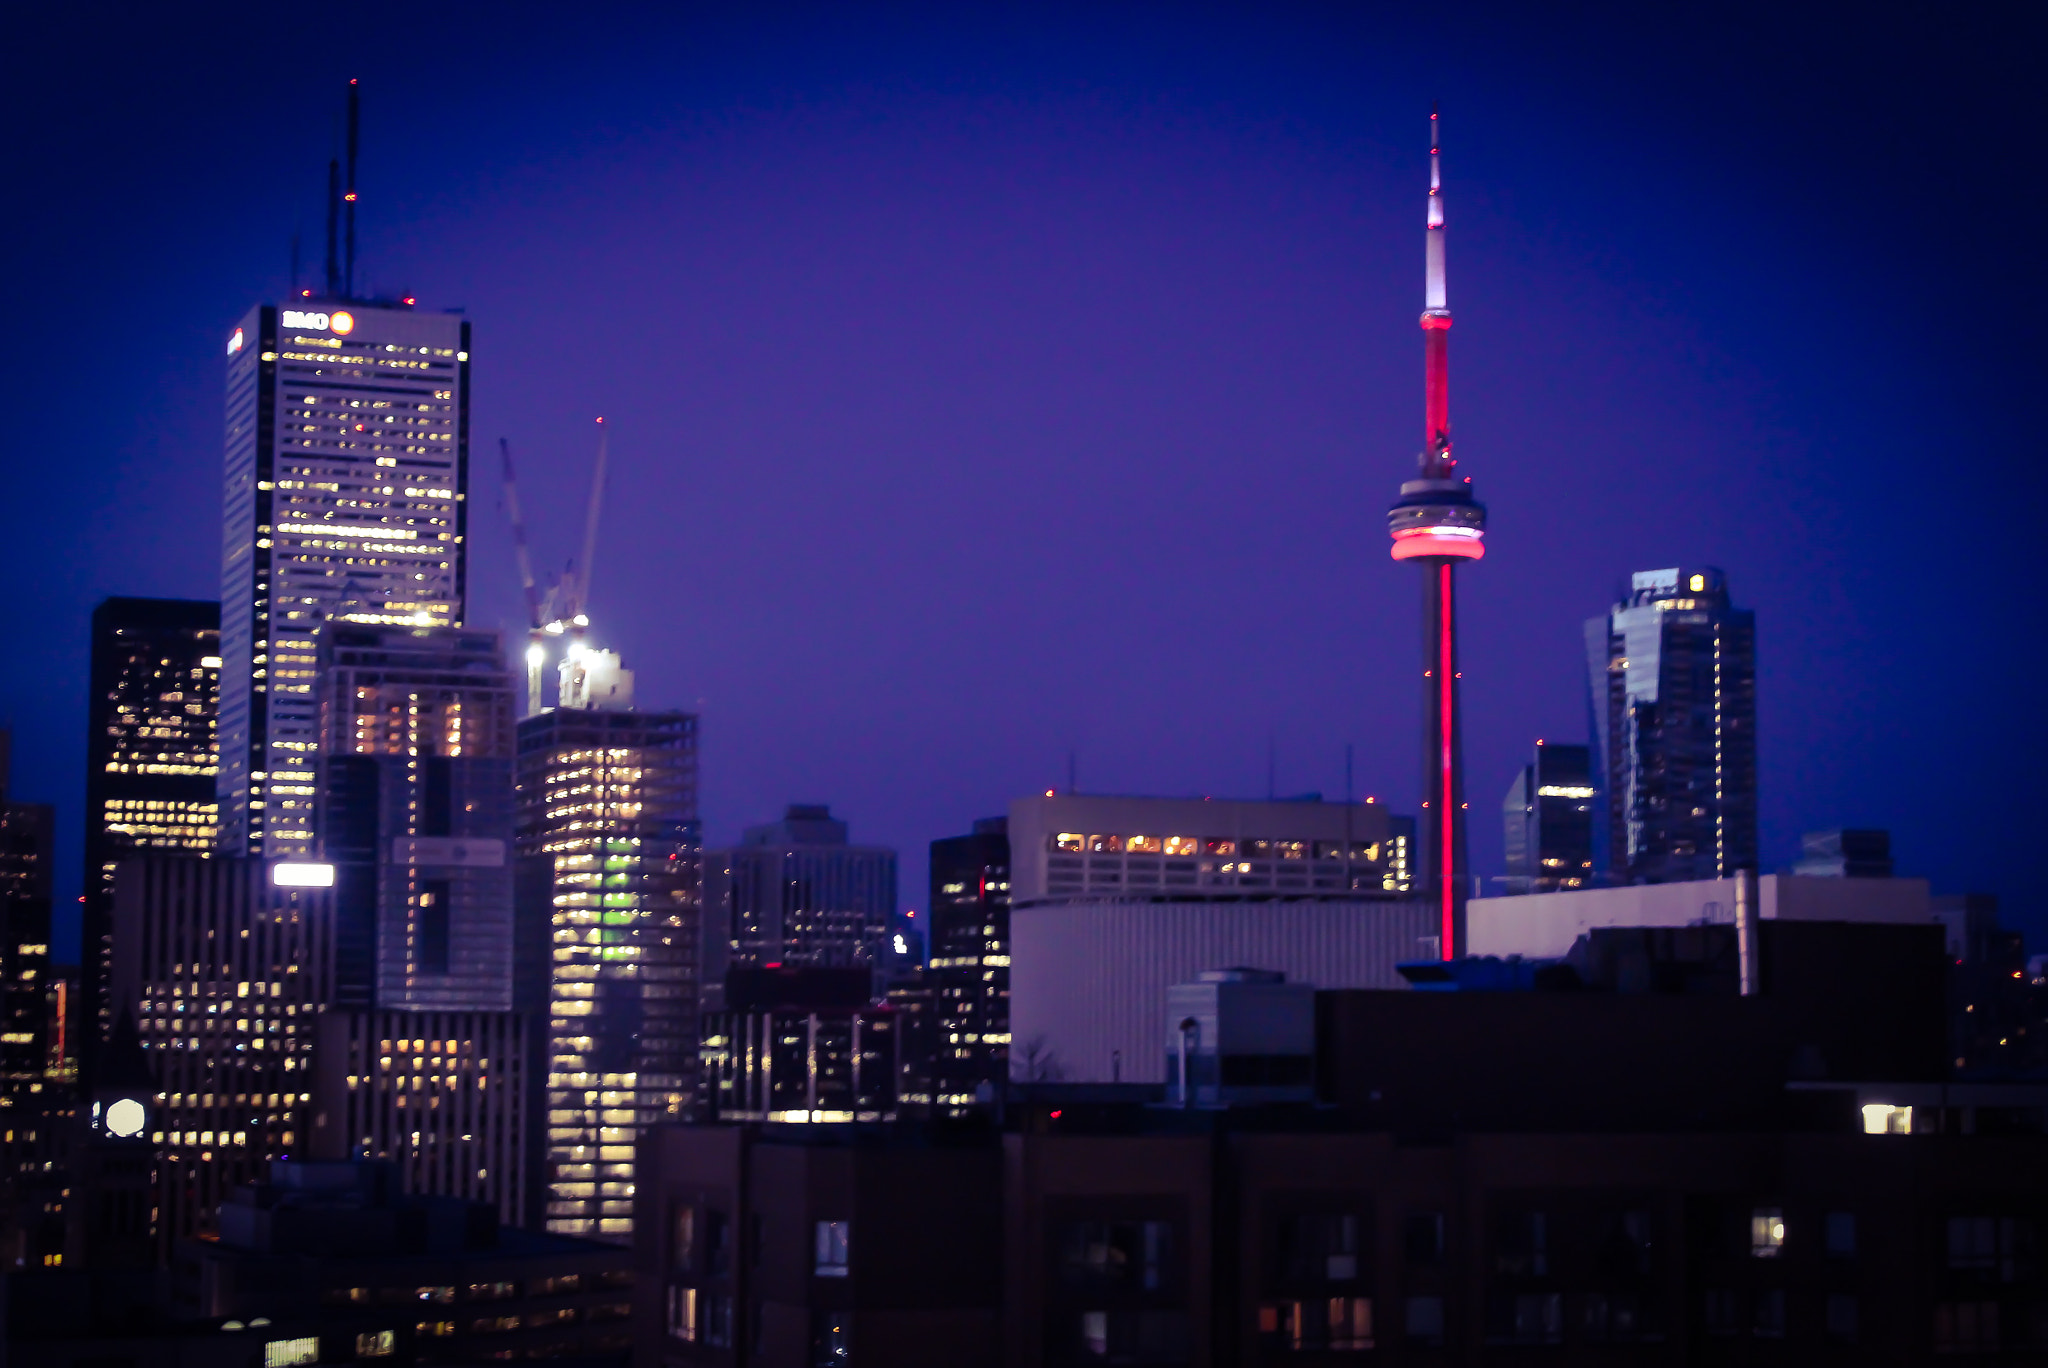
5, 3, 2043, 959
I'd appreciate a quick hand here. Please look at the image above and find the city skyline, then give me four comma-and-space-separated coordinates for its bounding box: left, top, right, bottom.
2, 3, 2041, 954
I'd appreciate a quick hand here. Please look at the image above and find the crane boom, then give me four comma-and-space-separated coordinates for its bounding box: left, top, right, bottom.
499, 437, 544, 631
570, 418, 610, 622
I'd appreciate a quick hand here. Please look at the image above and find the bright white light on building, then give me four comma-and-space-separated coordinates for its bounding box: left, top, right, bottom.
1861, 1102, 1911, 1134
200, 656, 223, 668
526, 642, 545, 667
105, 1098, 146, 1137
272, 862, 335, 888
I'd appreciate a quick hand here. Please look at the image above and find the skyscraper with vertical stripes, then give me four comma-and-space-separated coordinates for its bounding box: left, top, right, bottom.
218, 300, 470, 860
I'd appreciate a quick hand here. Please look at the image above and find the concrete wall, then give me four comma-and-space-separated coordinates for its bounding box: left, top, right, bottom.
1469, 875, 1934, 959
1009, 899, 1433, 1084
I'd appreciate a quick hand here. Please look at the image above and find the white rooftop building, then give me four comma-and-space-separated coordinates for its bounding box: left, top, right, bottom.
1008, 793, 1432, 1086
1468, 875, 1934, 961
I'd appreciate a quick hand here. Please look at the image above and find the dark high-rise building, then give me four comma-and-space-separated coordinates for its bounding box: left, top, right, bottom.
307, 623, 528, 1223
706, 805, 897, 976
0, 897, 52, 1111
515, 698, 701, 1242
316, 624, 516, 1011
111, 856, 332, 1249
1501, 741, 1595, 894
1585, 566, 1757, 885
928, 817, 1010, 1115
80, 598, 220, 1075
0, 733, 57, 1114
698, 967, 900, 1125
0, 730, 57, 907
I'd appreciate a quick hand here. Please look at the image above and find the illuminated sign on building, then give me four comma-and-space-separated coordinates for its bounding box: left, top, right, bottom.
227, 327, 245, 356
279, 309, 356, 334
271, 861, 335, 888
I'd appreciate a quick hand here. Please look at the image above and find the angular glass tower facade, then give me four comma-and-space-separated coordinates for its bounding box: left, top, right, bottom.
219, 301, 470, 860
515, 703, 700, 1242
80, 597, 221, 1077
1585, 567, 1757, 885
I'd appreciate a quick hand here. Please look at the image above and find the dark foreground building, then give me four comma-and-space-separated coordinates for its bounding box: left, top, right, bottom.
4, 1158, 632, 1368
635, 918, 2048, 1366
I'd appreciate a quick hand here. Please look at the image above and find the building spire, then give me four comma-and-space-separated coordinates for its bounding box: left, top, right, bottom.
1422, 103, 1452, 473
1426, 104, 1446, 309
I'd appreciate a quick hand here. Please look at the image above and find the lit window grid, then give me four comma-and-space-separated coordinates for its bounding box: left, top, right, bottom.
219, 306, 468, 861
324, 1009, 526, 1226
517, 729, 699, 1244
121, 858, 332, 1252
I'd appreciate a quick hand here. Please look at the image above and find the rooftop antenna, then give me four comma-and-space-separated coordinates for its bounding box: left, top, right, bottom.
324, 150, 340, 297
343, 79, 360, 299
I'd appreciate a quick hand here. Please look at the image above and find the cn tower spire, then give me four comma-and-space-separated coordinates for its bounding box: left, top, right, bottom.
1387, 104, 1487, 961
1423, 103, 1451, 472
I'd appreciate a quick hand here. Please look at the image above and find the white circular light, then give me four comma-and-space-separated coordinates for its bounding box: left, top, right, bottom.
106, 1097, 146, 1137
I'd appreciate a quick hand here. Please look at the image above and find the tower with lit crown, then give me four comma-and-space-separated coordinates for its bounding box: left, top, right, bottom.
1387, 107, 1485, 958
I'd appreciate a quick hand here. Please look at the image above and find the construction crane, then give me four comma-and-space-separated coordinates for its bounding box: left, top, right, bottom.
498, 419, 612, 716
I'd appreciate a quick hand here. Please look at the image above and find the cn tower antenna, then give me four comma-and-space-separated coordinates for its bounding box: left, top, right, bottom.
1387, 104, 1488, 961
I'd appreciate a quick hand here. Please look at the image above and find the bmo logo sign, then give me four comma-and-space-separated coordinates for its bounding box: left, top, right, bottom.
282, 308, 356, 335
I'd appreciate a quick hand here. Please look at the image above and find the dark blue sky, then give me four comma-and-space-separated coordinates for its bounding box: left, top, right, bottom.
5, 2, 2043, 958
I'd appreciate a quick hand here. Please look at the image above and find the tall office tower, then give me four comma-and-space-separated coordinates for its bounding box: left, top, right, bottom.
0, 898, 52, 1110
317, 624, 515, 1010
219, 300, 470, 862
1501, 742, 1596, 894
927, 817, 1010, 1115
1585, 566, 1757, 884
111, 856, 331, 1248
515, 683, 700, 1243
0, 731, 55, 903
81, 597, 221, 1078
1385, 107, 1487, 960
0, 733, 56, 1111
308, 1009, 527, 1225
705, 805, 897, 974
307, 624, 528, 1222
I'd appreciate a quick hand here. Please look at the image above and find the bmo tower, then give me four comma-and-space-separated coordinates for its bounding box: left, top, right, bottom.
219, 301, 471, 857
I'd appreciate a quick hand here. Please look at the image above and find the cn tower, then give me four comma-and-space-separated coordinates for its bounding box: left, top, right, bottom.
1387, 106, 1485, 959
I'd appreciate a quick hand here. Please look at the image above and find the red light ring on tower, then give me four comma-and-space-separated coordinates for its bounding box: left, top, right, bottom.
1391, 528, 1485, 561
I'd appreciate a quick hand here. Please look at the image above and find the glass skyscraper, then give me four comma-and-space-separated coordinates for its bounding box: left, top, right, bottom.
219, 300, 470, 859
515, 696, 701, 1242
1585, 567, 1757, 884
